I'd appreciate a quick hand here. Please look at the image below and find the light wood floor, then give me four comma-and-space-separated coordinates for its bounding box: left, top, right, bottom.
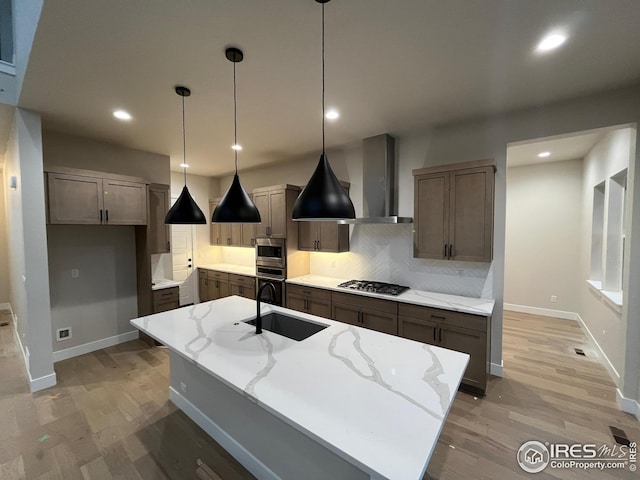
0, 309, 637, 479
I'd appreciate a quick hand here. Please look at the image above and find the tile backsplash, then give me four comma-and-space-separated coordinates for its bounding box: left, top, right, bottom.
310, 224, 493, 298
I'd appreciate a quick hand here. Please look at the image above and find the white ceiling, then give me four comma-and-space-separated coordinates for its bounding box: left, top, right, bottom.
507, 130, 606, 168
14, 0, 640, 177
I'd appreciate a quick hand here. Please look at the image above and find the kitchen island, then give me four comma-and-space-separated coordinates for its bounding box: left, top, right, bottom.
131, 296, 469, 480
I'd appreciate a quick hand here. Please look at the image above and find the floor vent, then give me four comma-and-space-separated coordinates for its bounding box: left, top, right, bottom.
610, 426, 631, 446
574, 348, 586, 356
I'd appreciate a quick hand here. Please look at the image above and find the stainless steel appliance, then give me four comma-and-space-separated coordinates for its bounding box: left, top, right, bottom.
256, 238, 286, 306
337, 280, 410, 296
255, 238, 286, 269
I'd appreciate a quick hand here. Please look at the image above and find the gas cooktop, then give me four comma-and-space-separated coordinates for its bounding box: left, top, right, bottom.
337, 280, 410, 296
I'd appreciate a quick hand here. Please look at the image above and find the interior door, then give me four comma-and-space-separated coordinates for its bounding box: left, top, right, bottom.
171, 222, 195, 306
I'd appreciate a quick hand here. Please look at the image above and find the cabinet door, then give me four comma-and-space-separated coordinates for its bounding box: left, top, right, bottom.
298, 222, 318, 251
449, 167, 494, 262
414, 172, 449, 259
219, 280, 230, 298
242, 284, 256, 300
47, 173, 104, 224
308, 298, 331, 319
286, 293, 308, 313
241, 223, 256, 247
102, 179, 147, 225
254, 192, 270, 237
398, 316, 439, 345
149, 185, 170, 254
231, 224, 243, 246
198, 271, 209, 302
362, 310, 398, 335
332, 302, 361, 326
440, 324, 487, 392
220, 223, 232, 246
268, 190, 287, 237
230, 283, 242, 297
209, 201, 221, 245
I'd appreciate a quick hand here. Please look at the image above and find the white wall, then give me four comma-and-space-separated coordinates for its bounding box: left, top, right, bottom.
42, 131, 171, 354
4, 109, 55, 389
0, 164, 9, 303
504, 159, 583, 313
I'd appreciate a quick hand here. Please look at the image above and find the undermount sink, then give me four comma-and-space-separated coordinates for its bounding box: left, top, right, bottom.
245, 313, 328, 341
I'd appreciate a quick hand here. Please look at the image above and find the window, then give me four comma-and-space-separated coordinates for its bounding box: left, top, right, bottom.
0, 0, 13, 65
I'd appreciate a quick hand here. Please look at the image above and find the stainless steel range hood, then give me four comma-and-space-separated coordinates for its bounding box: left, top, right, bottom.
338, 134, 413, 224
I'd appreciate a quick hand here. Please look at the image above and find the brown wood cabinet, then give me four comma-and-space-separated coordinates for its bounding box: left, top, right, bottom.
148, 184, 170, 254
207, 270, 229, 300
413, 159, 495, 262
209, 199, 232, 246
229, 273, 256, 300
331, 291, 398, 335
198, 269, 209, 301
210, 197, 256, 247
253, 185, 300, 238
152, 287, 180, 313
298, 183, 350, 252
398, 303, 490, 395
46, 167, 148, 225
286, 284, 332, 318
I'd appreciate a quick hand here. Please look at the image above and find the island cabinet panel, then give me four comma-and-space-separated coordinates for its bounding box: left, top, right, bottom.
286, 284, 331, 318
252, 185, 301, 238
46, 169, 148, 225
207, 271, 229, 300
229, 273, 256, 300
152, 287, 180, 313
413, 159, 495, 262
398, 303, 490, 395
331, 291, 398, 335
148, 184, 170, 254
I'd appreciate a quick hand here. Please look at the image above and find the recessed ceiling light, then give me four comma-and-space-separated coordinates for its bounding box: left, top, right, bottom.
538, 151, 551, 158
180, 163, 189, 168
326, 109, 339, 120
536, 33, 567, 53
113, 110, 132, 121
231, 144, 242, 151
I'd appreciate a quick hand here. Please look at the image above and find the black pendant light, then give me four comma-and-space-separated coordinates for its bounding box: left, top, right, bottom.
165, 86, 207, 224
292, 0, 355, 221
212, 48, 261, 224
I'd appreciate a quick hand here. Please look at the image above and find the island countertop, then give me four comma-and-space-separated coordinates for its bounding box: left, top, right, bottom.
131, 296, 468, 480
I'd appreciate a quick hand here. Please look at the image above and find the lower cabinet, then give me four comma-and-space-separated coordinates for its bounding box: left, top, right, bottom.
286, 284, 331, 318
229, 273, 256, 300
398, 303, 490, 395
152, 287, 180, 313
331, 291, 398, 335
207, 271, 229, 300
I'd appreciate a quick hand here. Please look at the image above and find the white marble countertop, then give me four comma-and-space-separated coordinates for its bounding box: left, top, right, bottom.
131, 296, 469, 480
151, 279, 182, 291
287, 275, 494, 316
198, 263, 255, 276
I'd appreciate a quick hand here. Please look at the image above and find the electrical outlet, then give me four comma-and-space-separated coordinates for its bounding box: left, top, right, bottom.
56, 327, 72, 341
180, 382, 188, 393
550, 295, 557, 303
71, 269, 79, 278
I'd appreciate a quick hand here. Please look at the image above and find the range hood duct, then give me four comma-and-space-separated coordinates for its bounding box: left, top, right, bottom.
339, 134, 413, 224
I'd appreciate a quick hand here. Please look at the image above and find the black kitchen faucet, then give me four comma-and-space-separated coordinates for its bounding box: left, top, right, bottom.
255, 281, 276, 334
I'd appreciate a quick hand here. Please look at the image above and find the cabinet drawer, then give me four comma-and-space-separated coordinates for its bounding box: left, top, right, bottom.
398, 303, 487, 332
332, 291, 397, 315
153, 287, 179, 303
229, 273, 255, 288
287, 284, 331, 301
198, 269, 208, 279
208, 271, 229, 282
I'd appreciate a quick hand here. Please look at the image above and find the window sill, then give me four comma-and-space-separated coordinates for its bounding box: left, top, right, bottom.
586, 279, 623, 312
0, 61, 15, 76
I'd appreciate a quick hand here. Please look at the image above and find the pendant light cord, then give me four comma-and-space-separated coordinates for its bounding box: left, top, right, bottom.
233, 59, 239, 175
182, 94, 187, 186
321, 2, 326, 155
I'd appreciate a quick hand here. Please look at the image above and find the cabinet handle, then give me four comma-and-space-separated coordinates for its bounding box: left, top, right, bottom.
430, 314, 446, 320
433, 327, 437, 342
100, 209, 103, 222
444, 244, 447, 259
205, 278, 208, 286
216, 237, 220, 245
439, 328, 442, 343
105, 210, 109, 223
167, 241, 170, 251
216, 280, 219, 288
227, 238, 231, 245
250, 239, 255, 246
449, 244, 453, 259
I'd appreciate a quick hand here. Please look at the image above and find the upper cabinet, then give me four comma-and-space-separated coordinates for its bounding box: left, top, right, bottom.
46, 167, 148, 225
253, 185, 300, 238
413, 159, 495, 262
148, 184, 170, 254
209, 199, 231, 246
210, 196, 255, 247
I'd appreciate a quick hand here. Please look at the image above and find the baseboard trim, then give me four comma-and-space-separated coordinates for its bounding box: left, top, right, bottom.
490, 362, 503, 377
503, 303, 579, 320
169, 387, 279, 480
53, 330, 140, 363
575, 313, 621, 384
617, 389, 640, 421
29, 372, 57, 392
